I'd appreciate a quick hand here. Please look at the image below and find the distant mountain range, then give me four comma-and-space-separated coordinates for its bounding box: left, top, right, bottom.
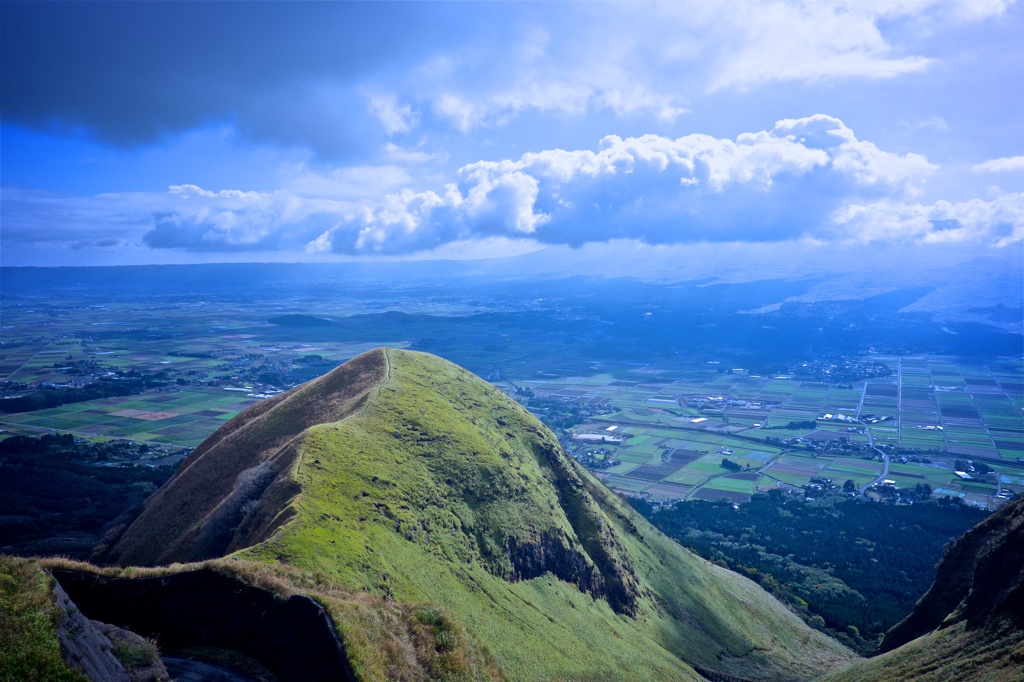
3, 240, 1022, 331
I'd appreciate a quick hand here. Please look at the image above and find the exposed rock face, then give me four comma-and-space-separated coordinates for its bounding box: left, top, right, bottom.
505, 530, 603, 593
55, 581, 169, 682
54, 568, 354, 682
55, 581, 131, 682
539, 440, 642, 615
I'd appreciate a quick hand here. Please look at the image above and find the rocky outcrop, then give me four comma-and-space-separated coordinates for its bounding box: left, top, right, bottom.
93, 623, 169, 682
505, 530, 604, 595
535, 440, 642, 616
55, 581, 131, 682
55, 581, 170, 682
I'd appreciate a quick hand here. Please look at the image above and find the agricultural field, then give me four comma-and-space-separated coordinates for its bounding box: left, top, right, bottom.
1, 289, 1021, 511
0, 294, 419, 449
0, 389, 261, 449
533, 354, 1022, 510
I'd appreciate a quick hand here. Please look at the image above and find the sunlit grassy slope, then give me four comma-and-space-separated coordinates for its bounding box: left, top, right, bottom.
109, 348, 854, 680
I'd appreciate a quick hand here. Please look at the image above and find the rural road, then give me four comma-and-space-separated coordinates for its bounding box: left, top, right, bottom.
859, 420, 890, 495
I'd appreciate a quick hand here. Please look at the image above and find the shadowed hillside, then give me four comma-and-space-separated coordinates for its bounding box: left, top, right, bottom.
823, 496, 1024, 682
104, 348, 855, 680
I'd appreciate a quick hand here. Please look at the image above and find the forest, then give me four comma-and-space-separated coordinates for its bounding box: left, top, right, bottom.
0, 434, 174, 557
0, 373, 168, 413
631, 491, 990, 654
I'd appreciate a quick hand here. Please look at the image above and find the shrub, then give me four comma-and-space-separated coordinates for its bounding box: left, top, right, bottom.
110, 637, 160, 669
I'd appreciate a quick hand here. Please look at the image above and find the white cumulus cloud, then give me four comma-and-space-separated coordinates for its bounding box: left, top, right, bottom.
833, 192, 1024, 246
312, 115, 943, 253
972, 156, 1024, 173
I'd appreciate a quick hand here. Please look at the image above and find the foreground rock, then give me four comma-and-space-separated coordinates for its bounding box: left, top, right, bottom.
55, 581, 169, 682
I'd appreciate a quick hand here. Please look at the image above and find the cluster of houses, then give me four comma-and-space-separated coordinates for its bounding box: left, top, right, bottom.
789, 357, 892, 383
684, 394, 779, 412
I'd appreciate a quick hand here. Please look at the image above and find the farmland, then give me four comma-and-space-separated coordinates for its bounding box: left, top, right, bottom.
528, 355, 1023, 510
0, 294, 414, 450
1, 273, 1021, 513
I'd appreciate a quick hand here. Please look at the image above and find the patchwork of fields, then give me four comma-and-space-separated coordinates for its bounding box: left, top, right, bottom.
523, 355, 1023, 510
1, 295, 1021, 509
0, 389, 259, 448
0, 299, 409, 450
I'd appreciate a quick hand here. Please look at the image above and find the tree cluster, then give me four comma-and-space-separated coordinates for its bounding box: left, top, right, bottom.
0, 375, 167, 414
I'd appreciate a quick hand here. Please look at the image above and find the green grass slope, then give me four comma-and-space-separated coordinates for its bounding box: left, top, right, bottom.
222, 348, 854, 680
0, 556, 87, 682
822, 497, 1024, 682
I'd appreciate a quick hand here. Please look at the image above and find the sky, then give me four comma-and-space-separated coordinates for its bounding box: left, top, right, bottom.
1, 0, 1022, 269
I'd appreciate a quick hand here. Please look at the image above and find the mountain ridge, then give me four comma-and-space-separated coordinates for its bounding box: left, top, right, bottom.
103, 348, 390, 565
104, 347, 855, 680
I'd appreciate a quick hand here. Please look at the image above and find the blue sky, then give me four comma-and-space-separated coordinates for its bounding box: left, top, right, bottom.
1, 1, 1022, 268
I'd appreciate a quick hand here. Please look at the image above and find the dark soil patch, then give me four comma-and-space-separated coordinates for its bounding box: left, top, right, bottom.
667, 449, 703, 467
941, 406, 981, 420
628, 463, 683, 481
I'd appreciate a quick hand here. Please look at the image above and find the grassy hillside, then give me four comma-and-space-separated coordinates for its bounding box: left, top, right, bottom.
0, 556, 87, 682
108, 348, 855, 680
822, 497, 1024, 682
821, 619, 1023, 682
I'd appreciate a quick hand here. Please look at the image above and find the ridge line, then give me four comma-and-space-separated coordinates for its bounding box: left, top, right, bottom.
292, 347, 394, 477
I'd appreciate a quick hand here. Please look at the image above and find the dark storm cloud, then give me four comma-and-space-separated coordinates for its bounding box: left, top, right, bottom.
0, 1, 439, 155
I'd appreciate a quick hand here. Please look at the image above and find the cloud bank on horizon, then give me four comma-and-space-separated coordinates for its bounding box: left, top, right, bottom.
1, 0, 1021, 266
